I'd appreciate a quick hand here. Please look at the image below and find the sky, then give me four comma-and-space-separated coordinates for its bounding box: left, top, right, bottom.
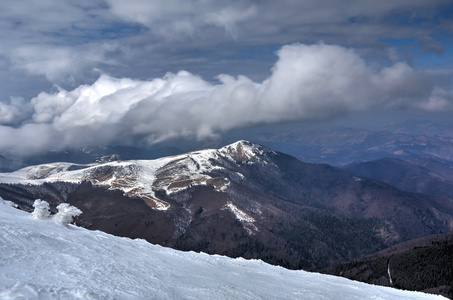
1, 0, 453, 157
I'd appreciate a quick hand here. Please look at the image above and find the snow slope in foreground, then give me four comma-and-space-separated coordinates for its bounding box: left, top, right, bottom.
0, 201, 446, 300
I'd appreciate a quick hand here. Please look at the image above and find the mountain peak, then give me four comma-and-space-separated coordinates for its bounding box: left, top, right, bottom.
219, 140, 275, 163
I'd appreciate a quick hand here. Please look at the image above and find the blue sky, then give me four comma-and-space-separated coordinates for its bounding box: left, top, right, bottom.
0, 0, 453, 156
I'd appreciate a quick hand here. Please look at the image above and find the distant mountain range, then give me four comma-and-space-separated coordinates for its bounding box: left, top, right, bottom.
380, 119, 453, 138
1, 140, 453, 273
249, 127, 453, 166
3, 120, 453, 172
343, 157, 453, 198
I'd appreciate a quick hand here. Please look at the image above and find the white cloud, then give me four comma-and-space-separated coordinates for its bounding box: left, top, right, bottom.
48, 74, 142, 127
0, 0, 452, 161
11, 43, 121, 83
419, 87, 453, 112
260, 44, 430, 120
32, 88, 78, 124
0, 43, 443, 157
0, 123, 58, 156
0, 97, 32, 125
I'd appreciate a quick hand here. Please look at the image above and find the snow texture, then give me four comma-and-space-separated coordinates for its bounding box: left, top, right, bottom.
0, 200, 446, 300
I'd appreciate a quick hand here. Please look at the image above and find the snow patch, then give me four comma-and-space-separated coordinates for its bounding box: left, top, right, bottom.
224, 202, 258, 235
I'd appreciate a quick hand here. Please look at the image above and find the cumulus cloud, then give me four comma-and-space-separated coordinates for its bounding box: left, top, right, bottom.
0, 43, 444, 157
1, 0, 452, 161
32, 75, 140, 125
0, 97, 32, 126
420, 87, 453, 112
117, 43, 432, 143
0, 123, 59, 156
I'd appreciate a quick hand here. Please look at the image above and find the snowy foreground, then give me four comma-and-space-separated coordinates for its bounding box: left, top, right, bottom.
0, 201, 446, 300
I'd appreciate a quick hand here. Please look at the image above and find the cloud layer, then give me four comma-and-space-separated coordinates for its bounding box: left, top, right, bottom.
1, 43, 449, 157
0, 0, 451, 100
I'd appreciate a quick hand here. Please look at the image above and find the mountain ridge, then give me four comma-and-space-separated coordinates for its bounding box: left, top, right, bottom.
1, 140, 453, 271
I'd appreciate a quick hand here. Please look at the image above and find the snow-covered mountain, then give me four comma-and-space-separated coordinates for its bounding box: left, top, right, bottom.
0, 140, 270, 211
0, 200, 446, 300
1, 140, 453, 273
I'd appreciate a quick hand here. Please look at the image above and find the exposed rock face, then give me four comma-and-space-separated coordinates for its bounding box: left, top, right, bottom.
1, 140, 453, 270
